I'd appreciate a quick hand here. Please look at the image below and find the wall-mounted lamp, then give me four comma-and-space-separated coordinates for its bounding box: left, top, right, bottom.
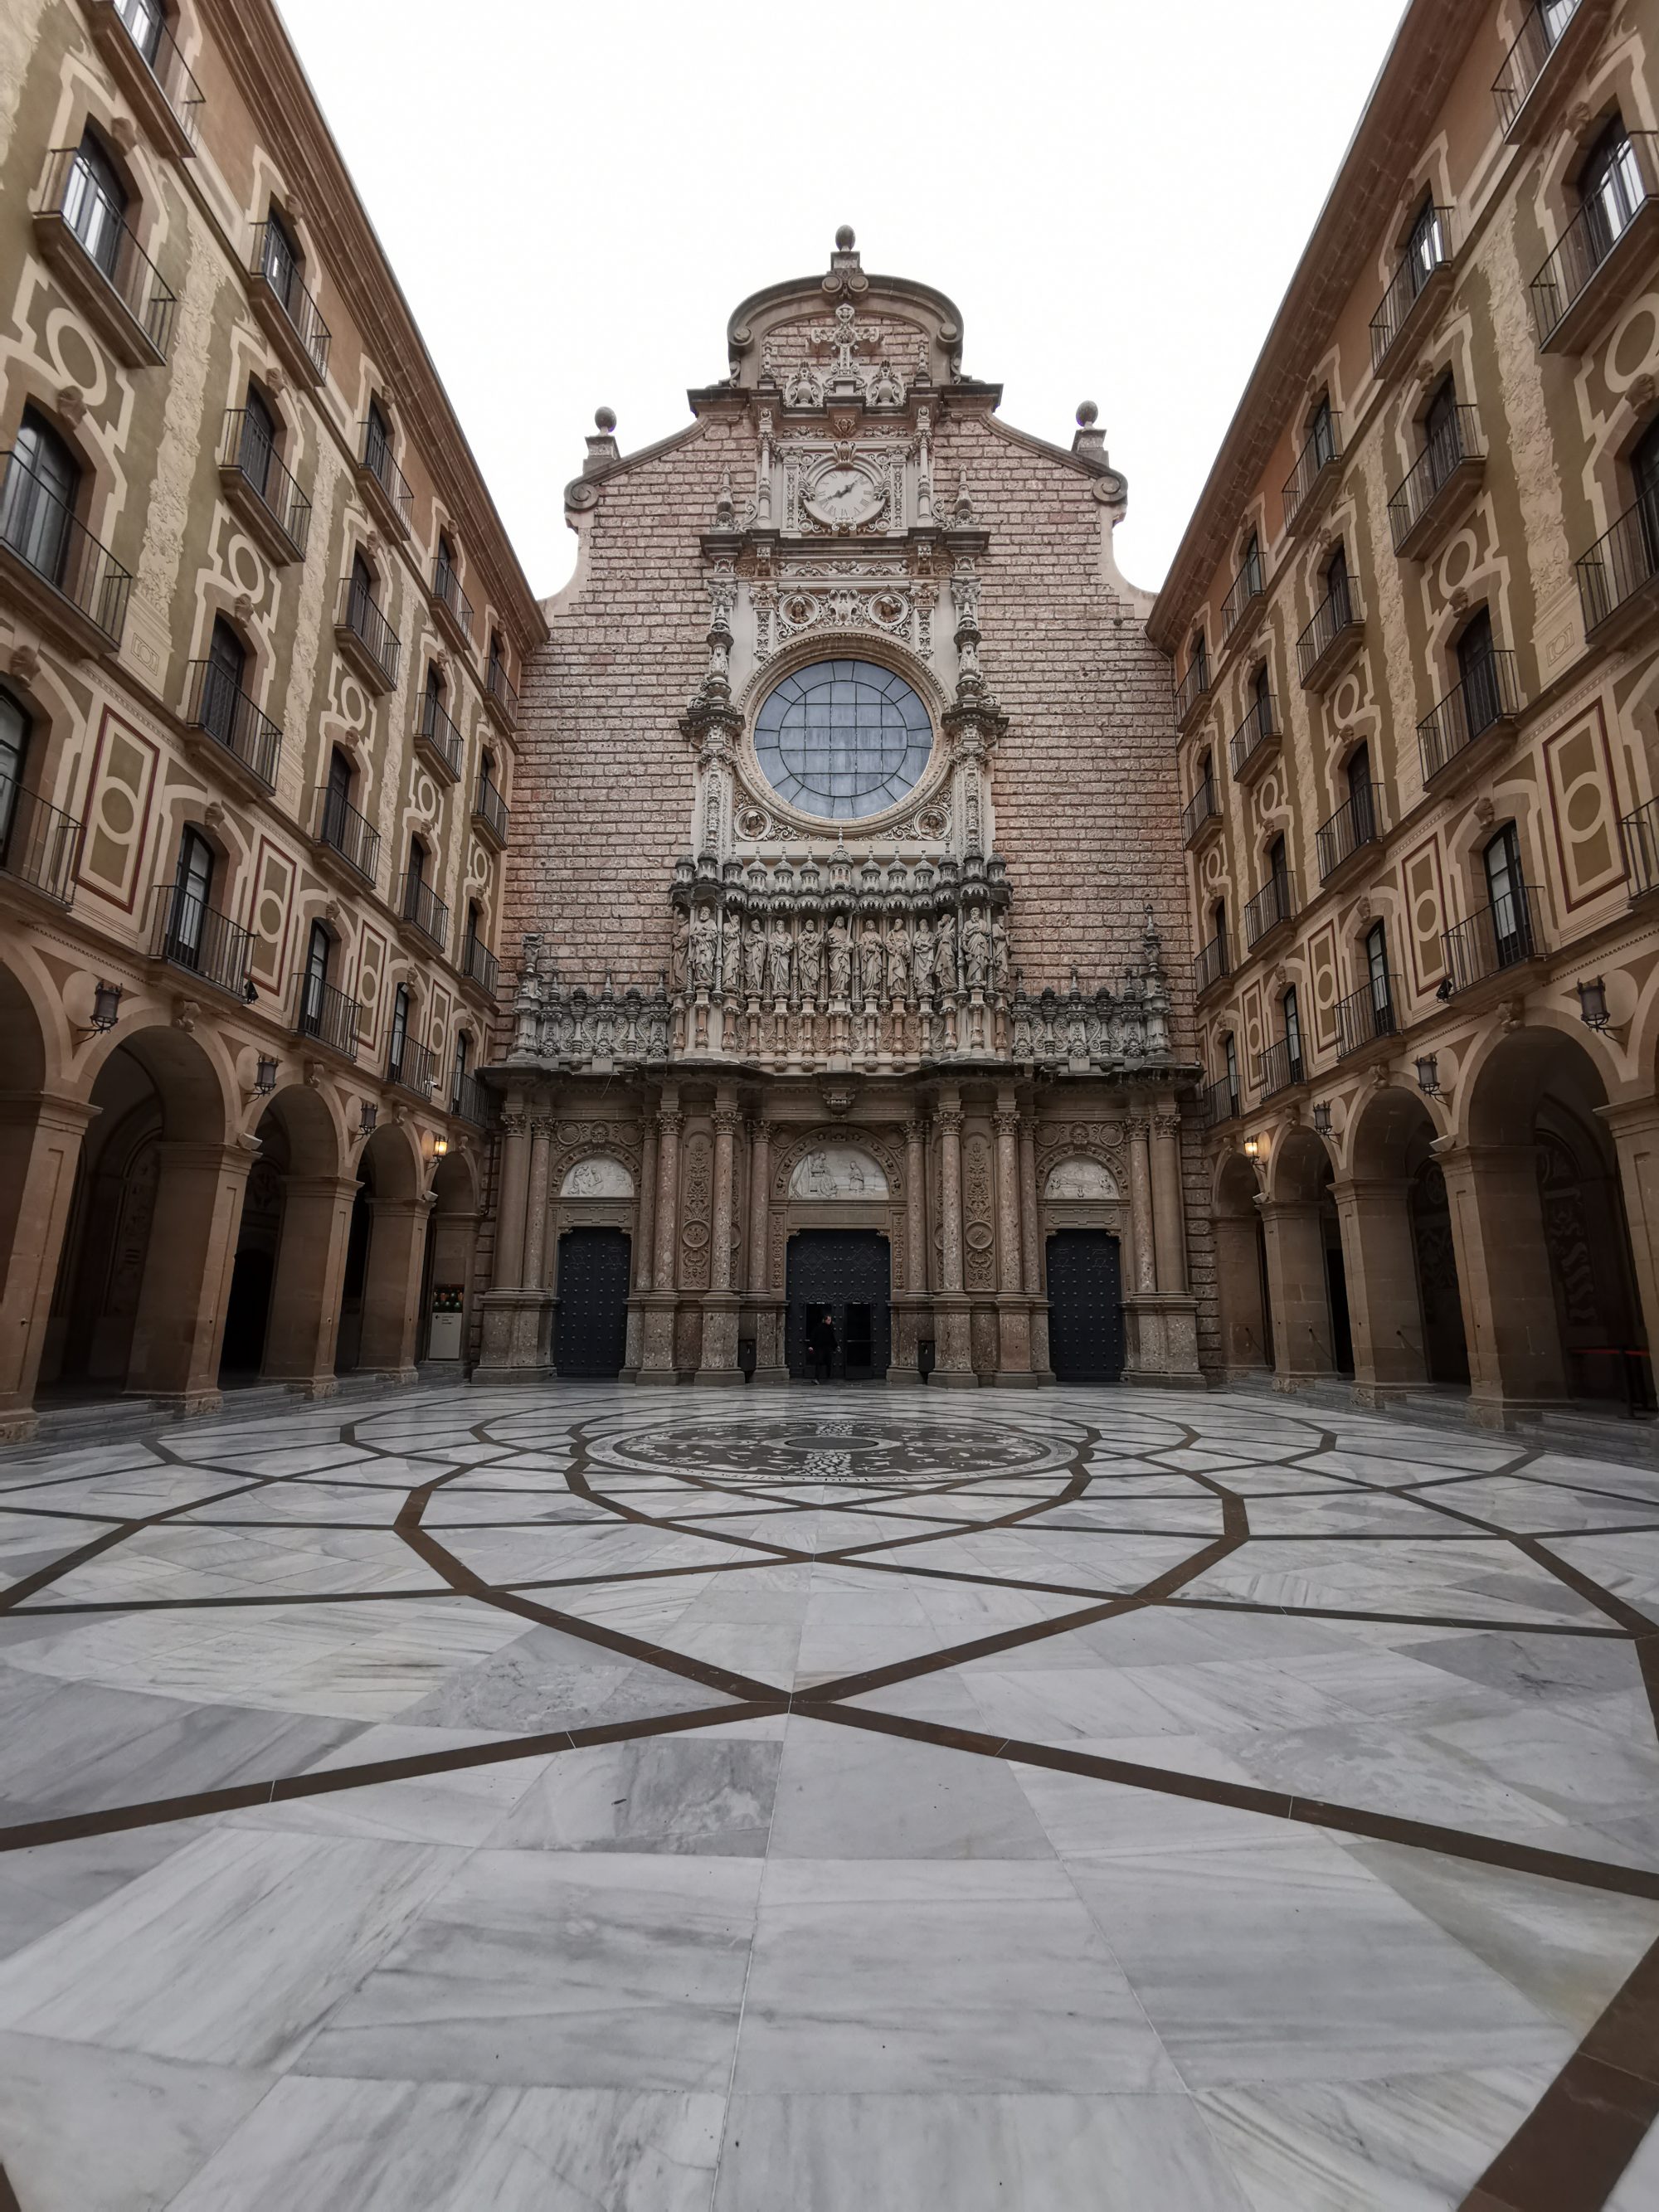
432, 1136, 450, 1159
1576, 976, 1610, 1031
255, 1055, 278, 1096
358, 1100, 378, 1136
241, 978, 259, 1005
1416, 1053, 1442, 1097
1312, 1101, 1333, 1138
1243, 1135, 1261, 1159
90, 980, 123, 1032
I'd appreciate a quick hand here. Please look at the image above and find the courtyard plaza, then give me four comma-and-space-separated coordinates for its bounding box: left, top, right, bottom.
0, 1385, 1655, 2209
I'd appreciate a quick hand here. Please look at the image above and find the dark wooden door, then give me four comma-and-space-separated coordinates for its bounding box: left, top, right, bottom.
786, 1230, 890, 1381
1045, 1231, 1124, 1383
554, 1228, 631, 1377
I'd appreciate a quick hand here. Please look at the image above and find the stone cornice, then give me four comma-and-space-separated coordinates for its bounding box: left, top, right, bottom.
199, 0, 544, 649
1146, 0, 1489, 652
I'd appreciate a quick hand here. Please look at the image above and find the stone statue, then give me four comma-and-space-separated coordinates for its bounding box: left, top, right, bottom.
963, 907, 990, 993
859, 921, 884, 1004
742, 916, 766, 1001
885, 917, 910, 1001
797, 916, 823, 1006
827, 916, 853, 1003
670, 912, 690, 994
766, 916, 793, 1002
935, 907, 958, 995
990, 914, 1011, 995
688, 907, 718, 993
912, 916, 935, 1000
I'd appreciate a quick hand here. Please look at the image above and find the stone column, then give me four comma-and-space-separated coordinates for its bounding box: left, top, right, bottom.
262, 1172, 360, 1393
0, 1089, 96, 1440
1438, 1139, 1567, 1422
933, 1091, 975, 1387
696, 1091, 742, 1384
1019, 1107, 1053, 1383
993, 1095, 1034, 1383
513, 1116, 556, 1372
1151, 1106, 1187, 1293
1331, 1175, 1429, 1403
623, 1105, 659, 1379
746, 1118, 786, 1383
1126, 1116, 1157, 1294
638, 1088, 682, 1383
1258, 1198, 1338, 1388
494, 1109, 532, 1289
1599, 1101, 1659, 1376
474, 1099, 542, 1382
889, 1116, 928, 1388
358, 1194, 433, 1379
126, 1140, 255, 1412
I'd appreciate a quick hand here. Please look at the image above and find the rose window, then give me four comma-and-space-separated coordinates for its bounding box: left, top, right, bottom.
752, 659, 932, 821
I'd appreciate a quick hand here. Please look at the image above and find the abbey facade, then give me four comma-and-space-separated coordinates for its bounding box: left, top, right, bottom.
479, 233, 1206, 1388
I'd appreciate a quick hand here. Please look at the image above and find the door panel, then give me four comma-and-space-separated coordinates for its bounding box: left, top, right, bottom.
554, 1228, 631, 1378
1045, 1231, 1124, 1383
785, 1230, 890, 1381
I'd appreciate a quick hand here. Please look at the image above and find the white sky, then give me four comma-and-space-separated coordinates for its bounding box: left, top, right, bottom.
275, 0, 1408, 602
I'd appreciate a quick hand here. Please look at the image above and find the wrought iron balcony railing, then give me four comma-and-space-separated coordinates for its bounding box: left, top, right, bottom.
1181, 778, 1220, 843
1418, 650, 1523, 783
249, 221, 330, 379
1229, 689, 1281, 779
294, 971, 360, 1060
1174, 654, 1210, 728
1221, 547, 1267, 644
433, 555, 474, 643
400, 872, 450, 950
0, 446, 132, 648
1335, 975, 1402, 1059
314, 783, 380, 884
473, 775, 509, 844
1622, 796, 1659, 899
452, 1071, 493, 1127
1494, 0, 1589, 133
1283, 411, 1343, 535
101, 0, 204, 148
1244, 870, 1297, 948
149, 881, 255, 996
485, 653, 520, 726
1443, 882, 1545, 993
462, 934, 499, 994
183, 659, 282, 789
1577, 493, 1659, 638
1316, 780, 1381, 882
358, 419, 411, 532
1297, 575, 1364, 688
1194, 930, 1231, 997
0, 775, 80, 904
1202, 1075, 1241, 1129
1388, 406, 1485, 555
415, 692, 465, 780
337, 572, 400, 688
388, 1032, 435, 1098
1530, 133, 1659, 348
216, 409, 310, 559
1370, 208, 1453, 372
38, 145, 177, 361
1258, 1035, 1306, 1099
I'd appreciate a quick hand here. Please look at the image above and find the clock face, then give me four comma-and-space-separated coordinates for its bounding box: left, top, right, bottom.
805, 458, 882, 530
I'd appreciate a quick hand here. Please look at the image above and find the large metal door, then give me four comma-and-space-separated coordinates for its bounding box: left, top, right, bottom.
554, 1228, 631, 1377
786, 1230, 890, 1381
1045, 1230, 1124, 1383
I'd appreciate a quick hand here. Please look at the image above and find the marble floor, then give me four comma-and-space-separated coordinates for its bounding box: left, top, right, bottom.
0, 1383, 1657, 2210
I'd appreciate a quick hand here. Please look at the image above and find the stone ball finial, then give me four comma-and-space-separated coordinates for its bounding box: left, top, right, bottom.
835, 224, 855, 250
1076, 400, 1099, 428
594, 406, 616, 433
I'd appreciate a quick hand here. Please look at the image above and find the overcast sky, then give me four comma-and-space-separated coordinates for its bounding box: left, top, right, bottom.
275, 0, 1408, 602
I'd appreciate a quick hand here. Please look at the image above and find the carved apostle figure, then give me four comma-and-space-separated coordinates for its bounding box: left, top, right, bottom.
963, 906, 990, 993
742, 916, 766, 1001
990, 913, 1011, 995
859, 921, 884, 1004
670, 912, 691, 994
766, 916, 793, 1002
885, 917, 910, 1001
912, 916, 935, 1000
688, 907, 718, 993
796, 916, 823, 1007
935, 907, 958, 996
827, 916, 853, 1003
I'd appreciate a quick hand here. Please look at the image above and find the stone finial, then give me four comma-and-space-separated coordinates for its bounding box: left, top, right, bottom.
835, 225, 855, 251
585, 409, 620, 474
1076, 401, 1098, 427
595, 406, 616, 432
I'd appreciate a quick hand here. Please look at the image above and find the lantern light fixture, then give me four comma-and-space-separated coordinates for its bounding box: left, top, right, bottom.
358, 1100, 378, 1136
90, 980, 122, 1032
1312, 1101, 1333, 1138
1243, 1135, 1260, 1159
1576, 976, 1610, 1031
1416, 1053, 1442, 1097
432, 1136, 450, 1159
255, 1055, 278, 1096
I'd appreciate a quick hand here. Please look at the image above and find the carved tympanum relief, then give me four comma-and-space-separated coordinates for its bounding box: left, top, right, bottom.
788, 1145, 891, 1201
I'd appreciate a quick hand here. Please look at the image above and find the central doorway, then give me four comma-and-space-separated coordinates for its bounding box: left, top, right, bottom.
1045, 1230, 1125, 1383
555, 1228, 631, 1377
786, 1229, 890, 1382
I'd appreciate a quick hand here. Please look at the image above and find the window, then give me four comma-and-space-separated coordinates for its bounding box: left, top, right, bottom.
1404, 197, 1447, 302
1310, 393, 1336, 472
753, 658, 932, 820
1581, 117, 1645, 265
1366, 921, 1393, 1020
201, 615, 246, 746
321, 745, 353, 844
167, 825, 214, 965
0, 687, 30, 856
1224, 1032, 1240, 1107
1423, 375, 1460, 492
1323, 542, 1351, 619
1542, 0, 1576, 38
115, 0, 168, 63
2, 409, 80, 586
1457, 607, 1501, 737
1345, 743, 1375, 840
436, 532, 458, 596
364, 396, 392, 484
452, 1028, 470, 1110
1267, 834, 1289, 891
1238, 531, 1262, 600
1484, 822, 1527, 964
349, 548, 377, 620
422, 661, 445, 736
488, 631, 507, 684
1197, 749, 1214, 803
407, 838, 426, 892
262, 205, 302, 312
327, 745, 353, 808
1189, 630, 1209, 690
1633, 416, 1659, 571
389, 982, 410, 1078
301, 921, 332, 1033
465, 898, 483, 959
239, 383, 278, 502
1283, 986, 1304, 1081
1250, 660, 1272, 733
63, 131, 128, 281
479, 746, 497, 796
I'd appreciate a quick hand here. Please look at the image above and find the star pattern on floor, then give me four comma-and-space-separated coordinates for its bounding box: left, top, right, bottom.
0, 1383, 1657, 2210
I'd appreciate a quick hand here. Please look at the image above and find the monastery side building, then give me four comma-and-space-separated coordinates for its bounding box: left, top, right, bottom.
0, 0, 539, 1441
481, 234, 1206, 1389
1155, 0, 1659, 1426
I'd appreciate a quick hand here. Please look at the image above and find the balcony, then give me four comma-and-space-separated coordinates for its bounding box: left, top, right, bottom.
452, 1071, 493, 1128
1297, 576, 1365, 692
1202, 1076, 1241, 1130
148, 881, 255, 998
334, 574, 400, 694
461, 934, 499, 996
1495, 0, 1612, 143
182, 659, 281, 791
1244, 870, 1297, 950
1443, 882, 1546, 994
314, 784, 380, 886
1577, 493, 1659, 644
294, 972, 361, 1062
1194, 930, 1231, 999
0, 777, 80, 906
1181, 778, 1221, 848
248, 221, 330, 384
388, 1033, 435, 1100
1335, 976, 1402, 1059
1621, 796, 1659, 899
1388, 406, 1486, 561
484, 654, 520, 732
1221, 549, 1267, 652
1531, 134, 1659, 353
1175, 656, 1210, 735
33, 148, 176, 367
1370, 209, 1454, 377
1258, 1036, 1306, 1100
216, 410, 309, 566
1316, 780, 1383, 887
89, 2, 203, 159
472, 775, 509, 849
414, 692, 465, 783
1283, 414, 1344, 537
0, 448, 131, 655
400, 872, 450, 952
1418, 650, 1524, 786
431, 557, 474, 652
356, 420, 411, 537
1229, 690, 1282, 783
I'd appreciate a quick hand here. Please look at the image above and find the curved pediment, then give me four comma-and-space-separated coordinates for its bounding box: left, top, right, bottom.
1045, 1156, 1119, 1201
789, 1144, 890, 1201
559, 1155, 635, 1199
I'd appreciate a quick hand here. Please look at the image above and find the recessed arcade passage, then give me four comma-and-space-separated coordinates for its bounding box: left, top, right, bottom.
0, 1381, 1656, 2208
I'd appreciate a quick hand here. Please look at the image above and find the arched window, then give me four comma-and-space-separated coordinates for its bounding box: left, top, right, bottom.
1197, 748, 1214, 804
262, 203, 304, 315
1365, 920, 1394, 1028
115, 0, 168, 62
1404, 196, 1447, 302
487, 630, 506, 685
1423, 373, 1460, 490
1223, 1031, 1240, 1111
1189, 629, 1209, 691
348, 547, 378, 621
0, 686, 32, 854
1282, 985, 1304, 1082
1456, 606, 1500, 738
421, 660, 446, 744
1323, 540, 1351, 617
238, 382, 279, 501
389, 981, 411, 1082
435, 531, 459, 599
1267, 834, 1289, 893
166, 824, 215, 966
63, 129, 128, 280
1581, 116, 1645, 264
1238, 530, 1262, 601
1483, 822, 1529, 965
1250, 659, 1272, 737
1211, 897, 1227, 949
364, 396, 393, 483
1310, 391, 1336, 470
299, 921, 333, 1043
1632, 416, 1659, 571
2, 408, 80, 585
1345, 742, 1375, 843
200, 615, 247, 747
451, 1028, 470, 1111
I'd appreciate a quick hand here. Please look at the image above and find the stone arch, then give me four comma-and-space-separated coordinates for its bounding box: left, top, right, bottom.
1213, 1146, 1271, 1378
560, 1154, 635, 1199
0, 951, 82, 1431
1260, 1123, 1351, 1384
788, 1143, 890, 1201
771, 1125, 904, 1203
424, 1146, 482, 1369
1044, 1155, 1118, 1202
1343, 1084, 1469, 1393
336, 1119, 429, 1380
223, 1082, 351, 1388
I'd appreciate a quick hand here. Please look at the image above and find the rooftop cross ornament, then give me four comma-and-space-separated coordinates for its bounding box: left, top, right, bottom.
806, 300, 884, 379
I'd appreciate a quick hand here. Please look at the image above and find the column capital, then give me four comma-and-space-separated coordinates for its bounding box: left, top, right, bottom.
935, 1106, 964, 1135
904, 1117, 929, 1144
499, 1111, 528, 1138
656, 1106, 684, 1138
992, 1110, 1019, 1139
712, 1106, 742, 1135
1153, 1111, 1182, 1141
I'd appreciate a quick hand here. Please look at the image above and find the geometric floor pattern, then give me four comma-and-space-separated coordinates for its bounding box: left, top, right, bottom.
1, 1382, 1657, 2210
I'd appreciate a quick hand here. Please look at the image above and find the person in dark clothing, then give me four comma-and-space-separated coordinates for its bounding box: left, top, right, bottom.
808, 1307, 837, 1383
